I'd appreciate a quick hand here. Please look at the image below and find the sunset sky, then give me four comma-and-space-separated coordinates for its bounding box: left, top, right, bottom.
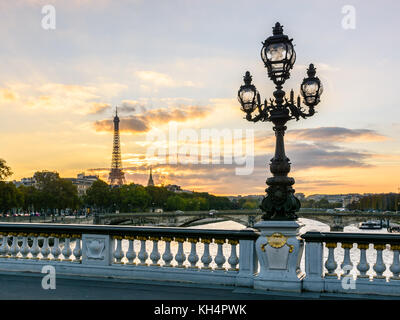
1, 0, 400, 196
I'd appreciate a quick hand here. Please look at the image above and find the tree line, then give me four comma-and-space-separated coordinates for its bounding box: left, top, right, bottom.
346, 193, 400, 212
300, 198, 343, 209
84, 180, 239, 213
0, 159, 248, 214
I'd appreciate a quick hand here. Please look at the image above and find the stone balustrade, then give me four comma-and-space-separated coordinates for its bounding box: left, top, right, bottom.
302, 231, 400, 296
0, 223, 259, 288
2, 223, 400, 297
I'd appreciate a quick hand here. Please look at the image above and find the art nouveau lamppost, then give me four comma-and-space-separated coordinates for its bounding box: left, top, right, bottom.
237, 22, 323, 291
238, 22, 323, 221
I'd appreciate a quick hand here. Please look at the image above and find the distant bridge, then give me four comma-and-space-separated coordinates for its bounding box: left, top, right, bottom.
93, 210, 263, 228
93, 209, 400, 231
2, 210, 400, 231
0, 215, 93, 224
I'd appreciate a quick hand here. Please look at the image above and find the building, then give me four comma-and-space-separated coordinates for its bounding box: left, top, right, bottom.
306, 193, 362, 207
66, 173, 99, 196
13, 172, 99, 197
165, 184, 193, 194
295, 193, 305, 201
12, 177, 36, 187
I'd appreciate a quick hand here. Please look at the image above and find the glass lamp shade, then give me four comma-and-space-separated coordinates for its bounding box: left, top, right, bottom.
301, 65, 323, 106
238, 84, 258, 113
261, 22, 296, 84
238, 71, 258, 113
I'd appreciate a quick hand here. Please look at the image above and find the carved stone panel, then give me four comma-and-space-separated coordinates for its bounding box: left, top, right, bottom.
82, 234, 112, 266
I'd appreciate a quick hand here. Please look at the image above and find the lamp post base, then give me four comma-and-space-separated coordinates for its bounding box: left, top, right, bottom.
260, 176, 301, 220
253, 220, 304, 292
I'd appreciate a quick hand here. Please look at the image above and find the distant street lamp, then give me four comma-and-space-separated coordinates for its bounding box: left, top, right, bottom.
238, 22, 323, 220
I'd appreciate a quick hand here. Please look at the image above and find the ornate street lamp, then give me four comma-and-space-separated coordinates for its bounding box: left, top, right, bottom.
238, 22, 323, 221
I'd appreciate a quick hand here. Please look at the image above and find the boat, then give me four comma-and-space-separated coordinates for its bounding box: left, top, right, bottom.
358, 220, 382, 230
388, 224, 400, 233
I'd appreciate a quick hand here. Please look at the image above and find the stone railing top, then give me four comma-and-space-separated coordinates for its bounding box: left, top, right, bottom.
302, 231, 400, 245
0, 223, 259, 240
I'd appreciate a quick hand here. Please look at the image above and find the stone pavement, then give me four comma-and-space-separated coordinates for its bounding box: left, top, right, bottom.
0, 272, 397, 300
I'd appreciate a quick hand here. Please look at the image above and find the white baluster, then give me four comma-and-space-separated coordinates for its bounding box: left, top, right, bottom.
137, 236, 148, 266
373, 244, 386, 279
214, 239, 226, 270
325, 242, 337, 277
20, 233, 30, 259
162, 237, 173, 267
341, 243, 353, 275
150, 237, 161, 266
187, 238, 199, 269
0, 233, 10, 257
30, 234, 40, 260
51, 234, 61, 260
175, 237, 186, 268
72, 235, 82, 262
10, 233, 20, 259
390, 244, 400, 280
61, 234, 72, 261
41, 234, 51, 260
228, 239, 239, 271
113, 236, 124, 264
201, 239, 212, 269
126, 236, 136, 265
357, 243, 370, 279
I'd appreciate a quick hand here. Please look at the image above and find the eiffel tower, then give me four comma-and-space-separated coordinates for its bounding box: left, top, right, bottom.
108, 107, 126, 186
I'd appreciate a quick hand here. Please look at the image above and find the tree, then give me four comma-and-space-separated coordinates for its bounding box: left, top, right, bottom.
0, 159, 12, 181
31, 171, 79, 212
120, 184, 151, 212
0, 181, 23, 214
166, 195, 186, 211
242, 200, 258, 209
84, 179, 112, 211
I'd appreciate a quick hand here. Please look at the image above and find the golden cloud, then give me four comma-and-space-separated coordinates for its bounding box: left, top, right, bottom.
93, 105, 210, 134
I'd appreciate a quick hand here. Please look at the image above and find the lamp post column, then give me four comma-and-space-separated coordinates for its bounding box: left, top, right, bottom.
238, 22, 323, 292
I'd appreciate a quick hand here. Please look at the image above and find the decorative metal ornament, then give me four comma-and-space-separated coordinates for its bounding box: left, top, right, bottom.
267, 233, 288, 248
260, 233, 294, 253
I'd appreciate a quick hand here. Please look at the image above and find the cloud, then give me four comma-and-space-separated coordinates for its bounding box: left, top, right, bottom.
87, 102, 111, 115
0, 88, 17, 102
286, 142, 371, 170
119, 100, 147, 114
94, 117, 149, 133
287, 127, 386, 142
0, 81, 126, 115
86, 137, 375, 194
135, 71, 201, 88
93, 105, 210, 134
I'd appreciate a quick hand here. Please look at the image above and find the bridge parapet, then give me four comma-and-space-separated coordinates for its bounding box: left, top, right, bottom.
302, 231, 400, 295
2, 223, 400, 297
0, 223, 259, 288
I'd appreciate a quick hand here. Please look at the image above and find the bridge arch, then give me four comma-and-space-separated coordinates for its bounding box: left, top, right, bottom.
181, 217, 251, 228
